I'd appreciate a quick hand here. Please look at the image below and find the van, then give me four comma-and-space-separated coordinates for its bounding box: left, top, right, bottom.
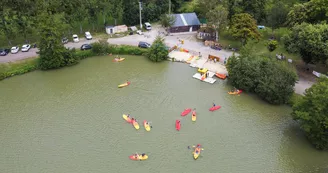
144, 22, 152, 30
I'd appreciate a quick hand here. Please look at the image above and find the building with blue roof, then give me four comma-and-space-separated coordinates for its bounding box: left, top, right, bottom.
169, 13, 201, 33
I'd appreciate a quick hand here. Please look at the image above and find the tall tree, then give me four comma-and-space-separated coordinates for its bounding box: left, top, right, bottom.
0, 8, 18, 45
229, 13, 261, 45
160, 14, 176, 31
241, 0, 267, 23
283, 23, 328, 64
292, 77, 328, 150
267, 1, 288, 31
206, 5, 228, 41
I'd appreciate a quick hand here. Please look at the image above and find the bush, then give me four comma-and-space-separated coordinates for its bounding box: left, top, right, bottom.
267, 40, 278, 52
109, 45, 148, 55
0, 58, 39, 80
146, 36, 168, 62
288, 93, 303, 106
91, 39, 111, 55
292, 77, 328, 150
227, 48, 298, 104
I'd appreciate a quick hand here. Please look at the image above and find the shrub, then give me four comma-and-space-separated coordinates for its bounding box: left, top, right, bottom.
227, 48, 298, 104
146, 36, 168, 62
0, 58, 39, 80
91, 39, 111, 55
267, 40, 278, 52
292, 77, 328, 150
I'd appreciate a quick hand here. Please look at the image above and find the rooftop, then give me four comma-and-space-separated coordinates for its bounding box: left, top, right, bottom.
171, 13, 201, 27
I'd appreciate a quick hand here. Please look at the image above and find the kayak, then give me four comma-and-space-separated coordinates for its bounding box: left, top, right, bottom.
215, 73, 227, 80
175, 120, 181, 131
129, 154, 148, 161
192, 111, 196, 122
143, 120, 151, 131
181, 108, 192, 116
113, 58, 125, 62
198, 68, 208, 73
228, 90, 242, 95
132, 120, 140, 130
186, 56, 194, 64
209, 105, 221, 111
122, 114, 132, 123
118, 82, 130, 88
193, 147, 201, 160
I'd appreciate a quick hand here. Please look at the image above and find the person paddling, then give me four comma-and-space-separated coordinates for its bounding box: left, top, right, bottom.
212, 103, 216, 107
192, 109, 196, 116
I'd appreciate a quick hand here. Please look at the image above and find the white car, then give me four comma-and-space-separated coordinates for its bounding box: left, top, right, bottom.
85, 32, 92, 40
11, 46, 19, 54
72, 34, 79, 42
21, 44, 31, 52
136, 30, 143, 35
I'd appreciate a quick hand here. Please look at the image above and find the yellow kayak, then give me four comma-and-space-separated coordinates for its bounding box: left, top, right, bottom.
143, 120, 151, 131
192, 112, 196, 122
129, 154, 148, 161
193, 147, 201, 160
122, 114, 133, 123
113, 58, 125, 62
198, 68, 208, 73
132, 120, 140, 130
118, 82, 130, 88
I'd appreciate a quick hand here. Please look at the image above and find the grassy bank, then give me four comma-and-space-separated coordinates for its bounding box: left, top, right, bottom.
0, 44, 148, 81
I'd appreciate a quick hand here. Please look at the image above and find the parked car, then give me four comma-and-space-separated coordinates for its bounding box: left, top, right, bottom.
21, 44, 31, 52
11, 46, 20, 54
72, 34, 79, 42
62, 37, 69, 44
137, 30, 143, 35
138, 41, 151, 48
81, 44, 92, 50
85, 32, 92, 40
144, 22, 152, 30
0, 48, 10, 56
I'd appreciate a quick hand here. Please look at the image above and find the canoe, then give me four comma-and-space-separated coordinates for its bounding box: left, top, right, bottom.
228, 90, 242, 95
113, 58, 125, 62
209, 105, 221, 111
118, 82, 130, 88
129, 154, 148, 161
143, 120, 151, 131
192, 111, 196, 122
198, 68, 208, 73
175, 120, 181, 131
122, 114, 132, 123
132, 120, 140, 130
193, 147, 201, 160
215, 73, 227, 80
181, 108, 192, 116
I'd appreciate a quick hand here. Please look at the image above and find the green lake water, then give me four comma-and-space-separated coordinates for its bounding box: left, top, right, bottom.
1, 55, 328, 173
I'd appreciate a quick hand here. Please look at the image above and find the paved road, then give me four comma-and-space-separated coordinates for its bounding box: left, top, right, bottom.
0, 38, 98, 63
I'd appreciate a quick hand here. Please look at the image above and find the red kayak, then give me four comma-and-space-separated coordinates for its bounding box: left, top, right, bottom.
209, 105, 221, 111
175, 120, 181, 131
181, 108, 192, 116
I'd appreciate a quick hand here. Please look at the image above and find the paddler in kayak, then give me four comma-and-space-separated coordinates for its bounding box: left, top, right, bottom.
212, 103, 216, 107
192, 109, 196, 115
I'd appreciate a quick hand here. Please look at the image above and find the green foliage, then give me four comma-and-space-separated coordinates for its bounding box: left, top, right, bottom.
267, 40, 278, 52
283, 23, 328, 64
146, 36, 168, 62
160, 14, 176, 29
109, 45, 148, 55
227, 45, 298, 104
91, 39, 111, 55
0, 58, 39, 81
288, 93, 303, 106
229, 13, 261, 45
38, 13, 79, 70
292, 77, 328, 150
286, 0, 328, 27
206, 5, 228, 41
267, 1, 288, 30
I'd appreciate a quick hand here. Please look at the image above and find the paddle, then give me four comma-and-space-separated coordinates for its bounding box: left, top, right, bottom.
187, 146, 204, 150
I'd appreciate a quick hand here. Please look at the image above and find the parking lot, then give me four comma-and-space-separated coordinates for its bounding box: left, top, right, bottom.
0, 38, 98, 63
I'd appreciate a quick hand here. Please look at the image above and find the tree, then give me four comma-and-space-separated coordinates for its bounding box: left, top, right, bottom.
195, 0, 222, 18
267, 40, 278, 52
283, 23, 328, 64
286, 0, 328, 27
241, 0, 267, 23
267, 1, 288, 31
292, 77, 328, 150
123, 0, 139, 26
146, 36, 168, 62
229, 13, 261, 45
226, 44, 298, 104
160, 14, 176, 31
206, 5, 228, 41
37, 12, 78, 69
0, 7, 18, 45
